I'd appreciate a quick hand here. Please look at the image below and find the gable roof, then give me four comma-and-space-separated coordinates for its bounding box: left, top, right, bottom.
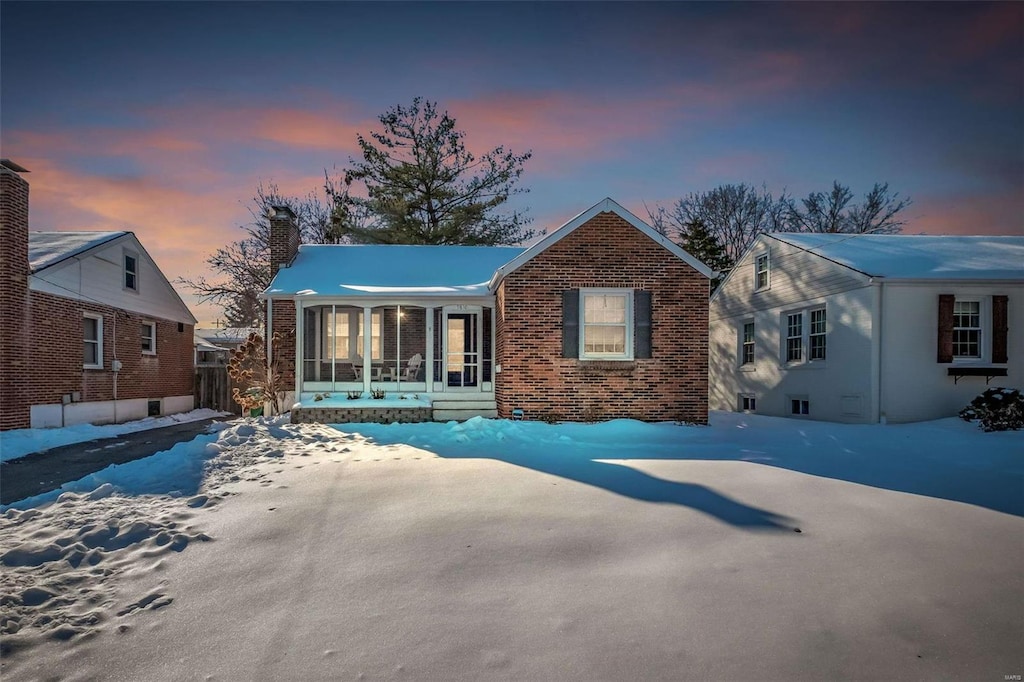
266, 245, 527, 297
489, 197, 715, 288
768, 233, 1024, 280
28, 231, 128, 273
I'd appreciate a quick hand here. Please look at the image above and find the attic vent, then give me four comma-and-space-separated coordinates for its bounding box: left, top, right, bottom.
178, 323, 184, 332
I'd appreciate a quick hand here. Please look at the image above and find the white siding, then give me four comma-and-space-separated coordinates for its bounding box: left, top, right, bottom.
710, 285, 876, 423
28, 234, 195, 324
712, 235, 869, 321
710, 235, 876, 422
879, 282, 1023, 423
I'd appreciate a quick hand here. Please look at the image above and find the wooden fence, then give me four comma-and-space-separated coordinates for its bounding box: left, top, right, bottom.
195, 365, 243, 415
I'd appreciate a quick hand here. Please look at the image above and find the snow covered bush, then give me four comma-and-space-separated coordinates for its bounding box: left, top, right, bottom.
959, 387, 1024, 432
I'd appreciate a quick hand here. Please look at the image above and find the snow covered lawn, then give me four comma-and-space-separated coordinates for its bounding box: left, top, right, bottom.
1, 413, 1021, 680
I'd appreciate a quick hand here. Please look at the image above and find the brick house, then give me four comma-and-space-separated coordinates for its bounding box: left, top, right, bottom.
264, 198, 713, 423
0, 160, 197, 430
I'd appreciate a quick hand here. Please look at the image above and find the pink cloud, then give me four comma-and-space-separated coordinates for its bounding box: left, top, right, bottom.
908, 190, 1024, 236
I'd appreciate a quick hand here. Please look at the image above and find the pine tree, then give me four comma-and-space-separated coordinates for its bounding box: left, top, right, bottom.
677, 218, 731, 289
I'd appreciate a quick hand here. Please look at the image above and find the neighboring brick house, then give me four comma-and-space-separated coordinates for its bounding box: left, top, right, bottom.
263, 198, 713, 423
0, 160, 197, 430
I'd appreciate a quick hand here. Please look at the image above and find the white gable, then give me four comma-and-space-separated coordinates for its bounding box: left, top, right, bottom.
28, 232, 197, 325
488, 198, 716, 289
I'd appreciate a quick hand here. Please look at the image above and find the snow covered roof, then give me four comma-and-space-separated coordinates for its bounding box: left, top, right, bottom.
490, 198, 716, 287
28, 231, 128, 273
195, 327, 260, 345
266, 245, 527, 297
768, 233, 1024, 280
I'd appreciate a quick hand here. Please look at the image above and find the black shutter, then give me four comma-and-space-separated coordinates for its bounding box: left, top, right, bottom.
993, 295, 1008, 364
937, 294, 954, 363
635, 290, 652, 358
562, 290, 579, 358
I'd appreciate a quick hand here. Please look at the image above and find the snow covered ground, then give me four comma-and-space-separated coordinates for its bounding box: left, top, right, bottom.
1, 413, 1021, 680
0, 408, 227, 462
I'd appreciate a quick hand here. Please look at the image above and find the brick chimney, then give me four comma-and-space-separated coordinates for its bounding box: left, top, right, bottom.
0, 159, 32, 430
268, 205, 299, 277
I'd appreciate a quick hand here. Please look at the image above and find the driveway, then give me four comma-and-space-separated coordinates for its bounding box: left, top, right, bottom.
0, 418, 222, 505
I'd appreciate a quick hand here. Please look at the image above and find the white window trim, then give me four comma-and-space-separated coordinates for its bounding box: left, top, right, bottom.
84, 312, 103, 369
739, 318, 755, 369
579, 288, 634, 361
781, 305, 827, 368
123, 248, 140, 293
952, 297, 989, 364
788, 395, 810, 417
754, 251, 770, 292
141, 321, 157, 355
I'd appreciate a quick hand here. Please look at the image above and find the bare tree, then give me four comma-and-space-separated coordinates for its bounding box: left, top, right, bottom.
649, 183, 790, 266
788, 181, 911, 234
180, 181, 336, 325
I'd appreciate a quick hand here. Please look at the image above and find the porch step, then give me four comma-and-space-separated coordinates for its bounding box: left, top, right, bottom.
431, 397, 497, 422
433, 408, 498, 422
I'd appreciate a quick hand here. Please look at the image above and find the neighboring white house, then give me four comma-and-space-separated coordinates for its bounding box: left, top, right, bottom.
709, 233, 1024, 423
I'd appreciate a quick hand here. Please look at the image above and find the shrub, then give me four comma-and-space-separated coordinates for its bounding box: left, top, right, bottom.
959, 387, 1024, 432
346, 391, 363, 400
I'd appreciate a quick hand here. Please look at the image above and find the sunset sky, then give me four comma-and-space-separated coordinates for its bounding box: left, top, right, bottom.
2, 1, 1022, 324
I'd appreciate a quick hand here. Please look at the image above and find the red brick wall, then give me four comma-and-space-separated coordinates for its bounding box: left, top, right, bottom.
496, 212, 709, 423
271, 299, 296, 387
0, 169, 31, 429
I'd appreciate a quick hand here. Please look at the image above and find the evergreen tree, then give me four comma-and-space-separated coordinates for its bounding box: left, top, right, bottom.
331, 98, 534, 245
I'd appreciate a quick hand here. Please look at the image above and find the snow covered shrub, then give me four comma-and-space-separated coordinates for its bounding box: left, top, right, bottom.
370, 387, 386, 399
346, 391, 362, 400
959, 387, 1024, 432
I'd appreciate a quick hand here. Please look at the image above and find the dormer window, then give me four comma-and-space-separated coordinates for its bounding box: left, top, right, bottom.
124, 250, 139, 292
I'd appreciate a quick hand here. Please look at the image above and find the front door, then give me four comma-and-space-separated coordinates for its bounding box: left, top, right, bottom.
445, 312, 479, 388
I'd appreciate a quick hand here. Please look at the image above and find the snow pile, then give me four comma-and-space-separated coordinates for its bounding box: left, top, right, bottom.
0, 408, 228, 463
0, 417, 351, 658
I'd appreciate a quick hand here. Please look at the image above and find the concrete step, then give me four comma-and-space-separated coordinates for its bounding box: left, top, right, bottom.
432, 408, 498, 422
428, 392, 496, 402
431, 400, 497, 411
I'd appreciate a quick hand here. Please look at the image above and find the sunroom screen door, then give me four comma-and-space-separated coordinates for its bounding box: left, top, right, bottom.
445, 312, 479, 388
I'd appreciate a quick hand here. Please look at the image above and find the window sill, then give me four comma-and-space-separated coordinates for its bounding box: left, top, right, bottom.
739, 365, 757, 373
83, 365, 104, 371
780, 361, 827, 370
578, 360, 637, 376
142, 351, 157, 357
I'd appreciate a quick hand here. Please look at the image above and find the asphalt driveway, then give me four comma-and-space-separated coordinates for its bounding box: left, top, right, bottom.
0, 418, 222, 505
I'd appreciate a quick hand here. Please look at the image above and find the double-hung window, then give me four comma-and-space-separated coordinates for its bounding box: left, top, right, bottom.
754, 252, 770, 291
124, 250, 139, 292
741, 321, 755, 365
581, 290, 633, 360
783, 306, 826, 365
786, 313, 803, 362
952, 300, 981, 359
141, 322, 157, 355
809, 309, 827, 360
84, 313, 103, 369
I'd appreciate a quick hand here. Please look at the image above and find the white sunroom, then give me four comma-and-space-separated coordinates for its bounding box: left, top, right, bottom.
264, 244, 525, 414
